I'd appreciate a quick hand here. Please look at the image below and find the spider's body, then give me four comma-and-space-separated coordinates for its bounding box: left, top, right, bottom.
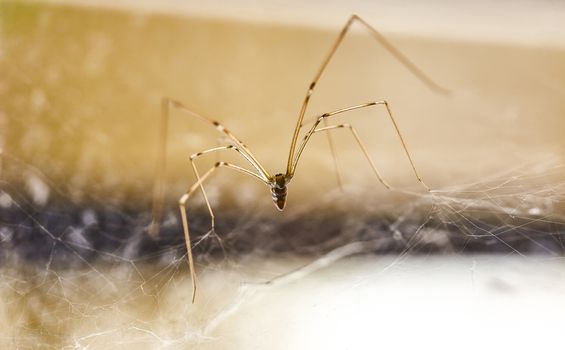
151, 14, 446, 303
271, 173, 290, 211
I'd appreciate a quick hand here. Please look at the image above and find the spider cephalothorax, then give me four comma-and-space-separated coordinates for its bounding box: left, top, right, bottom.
270, 173, 288, 211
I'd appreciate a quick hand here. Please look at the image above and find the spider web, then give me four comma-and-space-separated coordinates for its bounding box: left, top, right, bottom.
1, 2, 565, 349
1, 147, 564, 348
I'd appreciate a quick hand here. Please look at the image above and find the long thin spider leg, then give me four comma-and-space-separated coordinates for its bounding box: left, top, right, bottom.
214, 135, 233, 163
150, 97, 270, 237
164, 98, 267, 172
322, 118, 344, 190
190, 145, 270, 231
286, 14, 449, 175
312, 123, 391, 189
292, 102, 377, 173
189, 145, 268, 276
292, 101, 430, 191
379, 100, 430, 191
179, 161, 268, 303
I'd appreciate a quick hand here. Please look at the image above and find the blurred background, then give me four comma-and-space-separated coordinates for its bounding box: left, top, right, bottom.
0, 1, 564, 349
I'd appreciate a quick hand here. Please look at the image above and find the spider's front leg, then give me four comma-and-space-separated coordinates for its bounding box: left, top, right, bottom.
188, 145, 267, 243
179, 146, 269, 303
179, 160, 266, 303
150, 97, 271, 303
150, 98, 270, 237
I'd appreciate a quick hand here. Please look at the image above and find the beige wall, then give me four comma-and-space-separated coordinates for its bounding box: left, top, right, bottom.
2, 3, 564, 211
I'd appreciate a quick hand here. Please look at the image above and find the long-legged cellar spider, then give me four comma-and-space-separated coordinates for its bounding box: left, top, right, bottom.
150, 15, 447, 302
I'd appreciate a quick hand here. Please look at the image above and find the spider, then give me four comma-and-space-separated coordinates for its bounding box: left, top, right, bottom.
149, 15, 447, 302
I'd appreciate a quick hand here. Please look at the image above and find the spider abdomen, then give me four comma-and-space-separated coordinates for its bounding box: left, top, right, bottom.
271, 173, 289, 211
271, 186, 287, 211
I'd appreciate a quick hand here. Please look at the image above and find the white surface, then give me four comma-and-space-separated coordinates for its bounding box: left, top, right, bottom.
196, 255, 565, 350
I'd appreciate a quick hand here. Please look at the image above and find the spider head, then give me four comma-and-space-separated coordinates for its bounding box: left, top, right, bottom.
270, 173, 288, 211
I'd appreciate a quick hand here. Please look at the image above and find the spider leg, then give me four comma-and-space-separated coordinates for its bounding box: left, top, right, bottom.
179, 159, 268, 303
313, 123, 391, 189
150, 98, 270, 237
292, 101, 430, 191
189, 145, 269, 231
322, 117, 344, 190
292, 102, 375, 173
287, 14, 448, 175
215, 135, 234, 162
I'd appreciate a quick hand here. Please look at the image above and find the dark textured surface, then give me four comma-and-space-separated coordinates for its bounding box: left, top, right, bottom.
2, 184, 565, 271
